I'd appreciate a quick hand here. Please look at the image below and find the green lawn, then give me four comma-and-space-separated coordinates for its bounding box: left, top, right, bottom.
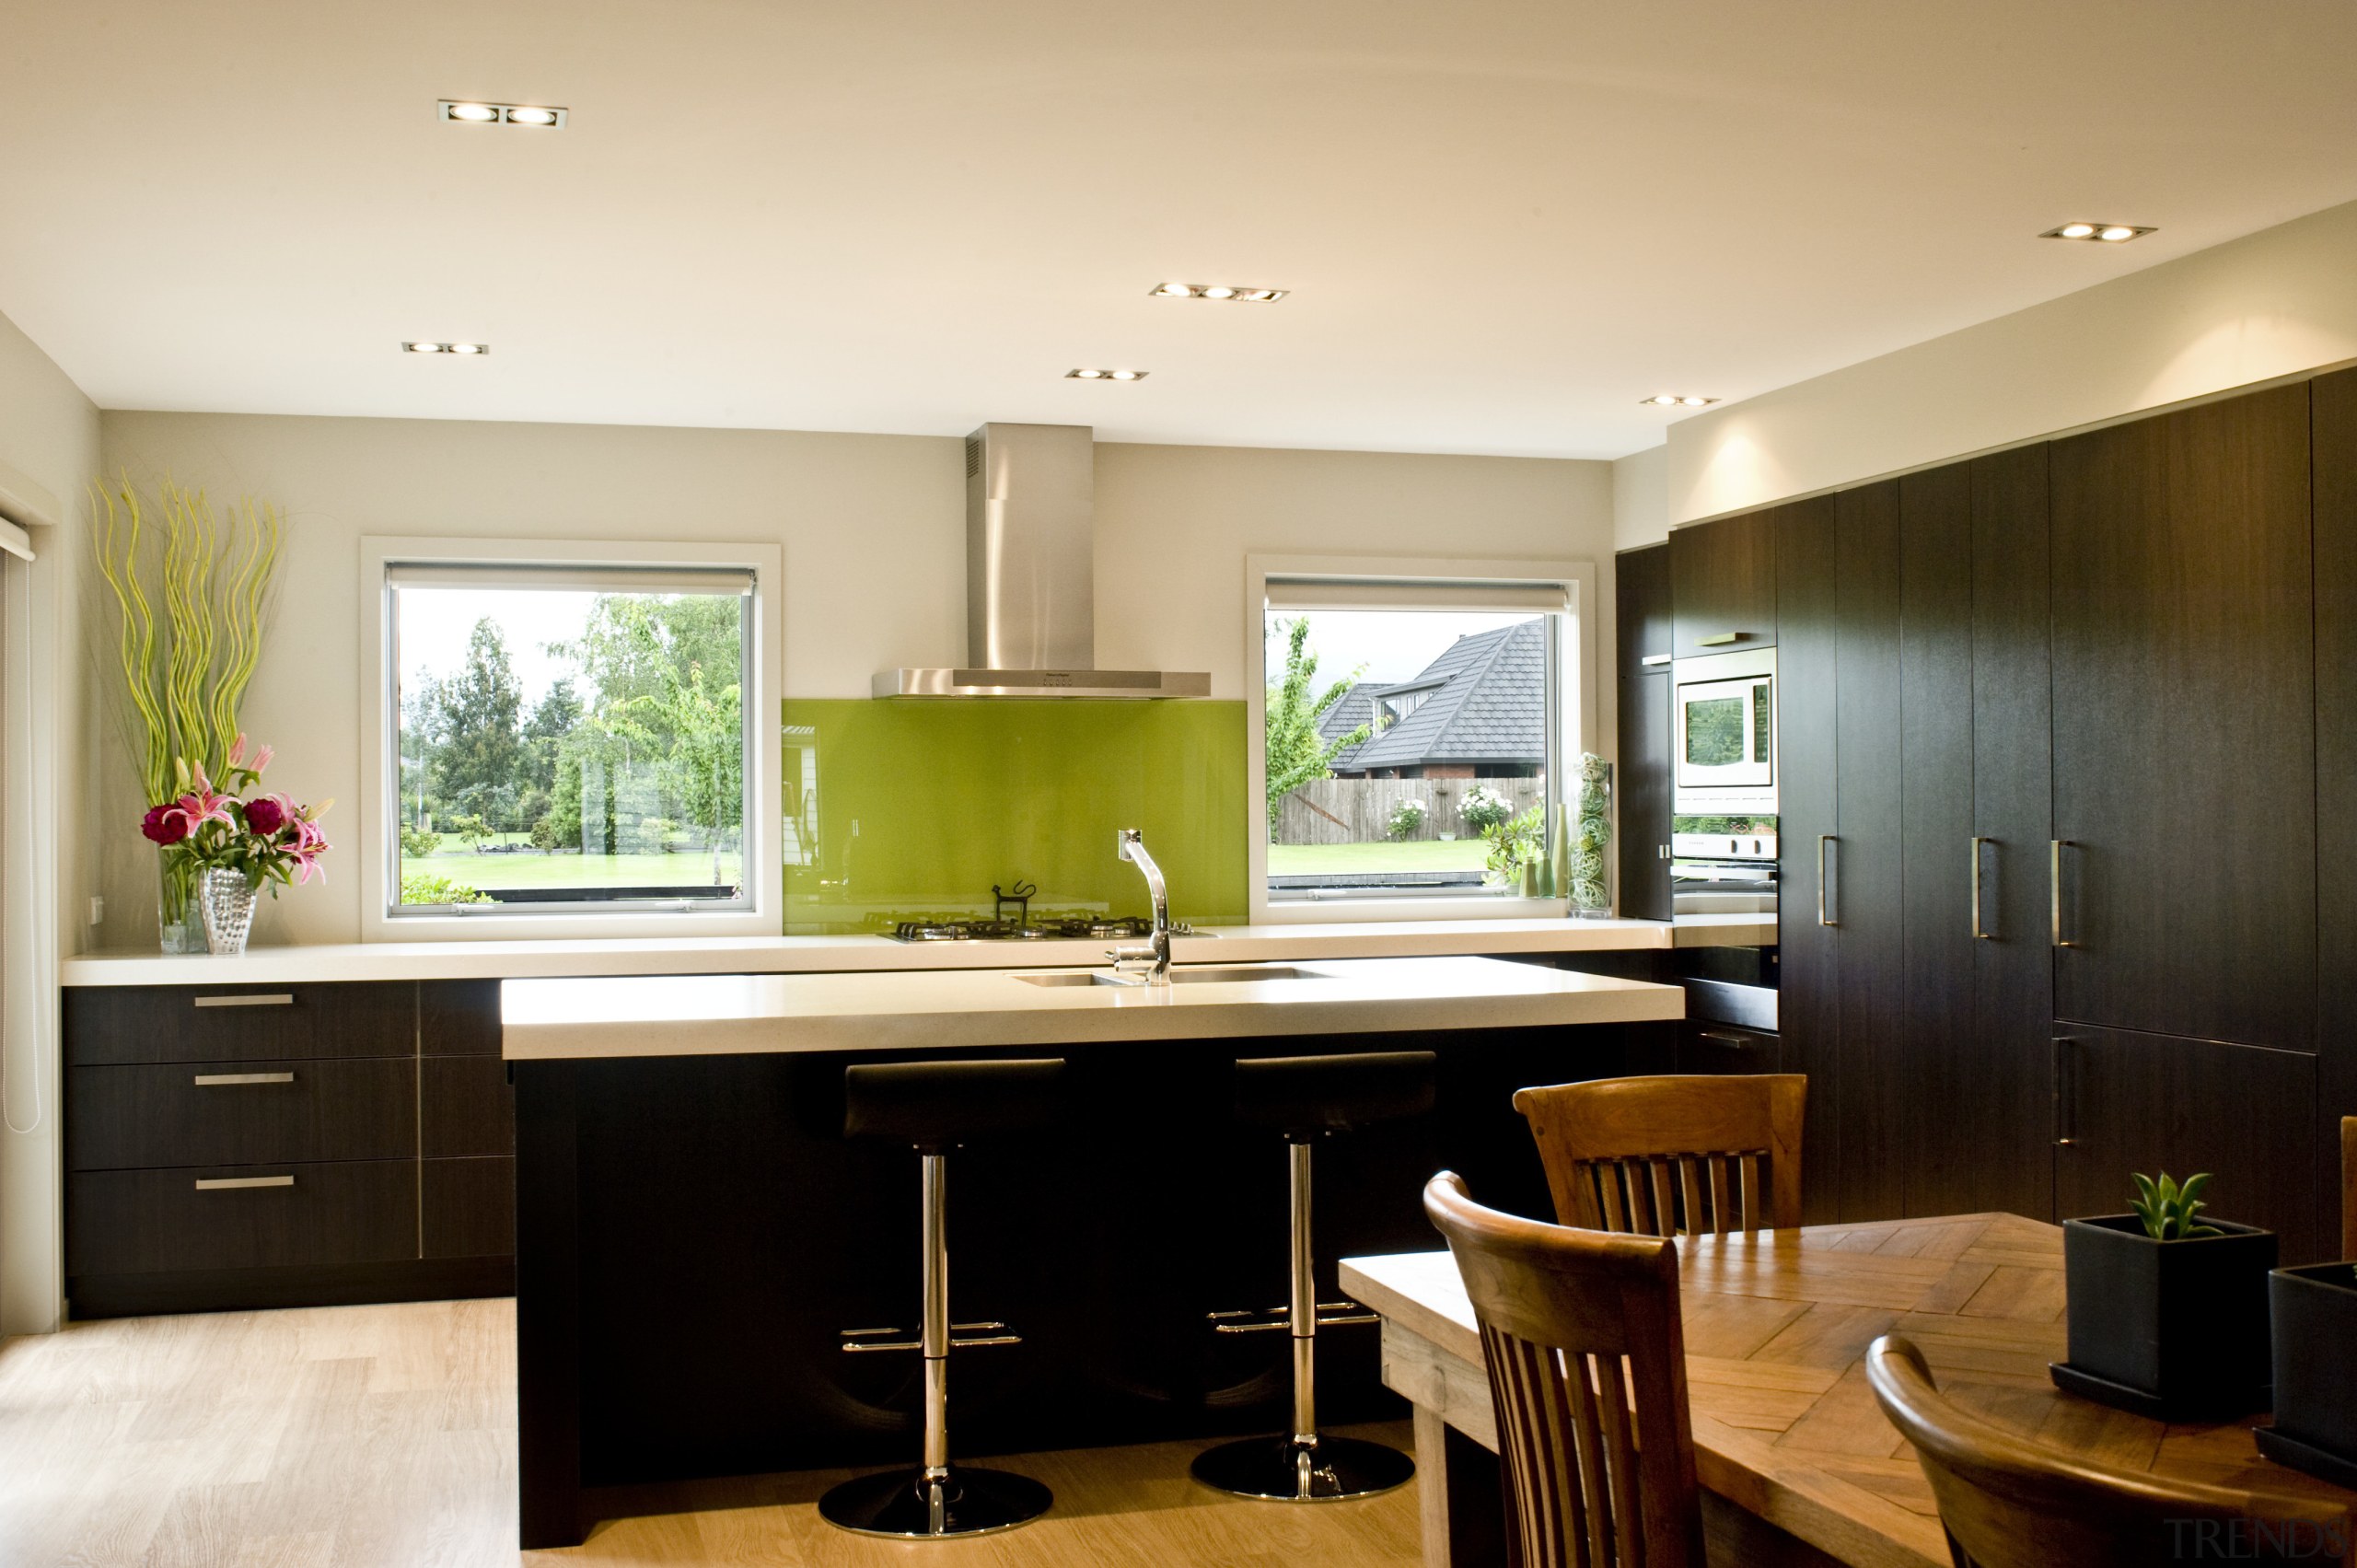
405, 848, 741, 891
1266, 840, 1489, 874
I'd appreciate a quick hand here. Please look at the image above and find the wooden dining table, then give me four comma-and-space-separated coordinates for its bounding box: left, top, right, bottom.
1341, 1211, 2357, 1568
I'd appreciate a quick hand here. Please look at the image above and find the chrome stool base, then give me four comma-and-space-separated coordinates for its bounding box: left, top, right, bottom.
1190, 1433, 1415, 1503
818, 1465, 1052, 1539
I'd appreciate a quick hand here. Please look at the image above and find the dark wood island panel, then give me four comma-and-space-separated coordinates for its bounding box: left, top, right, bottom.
510, 1019, 1663, 1548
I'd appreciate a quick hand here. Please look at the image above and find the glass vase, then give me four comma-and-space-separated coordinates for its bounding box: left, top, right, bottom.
198, 867, 259, 956
1568, 756, 1614, 919
158, 852, 206, 955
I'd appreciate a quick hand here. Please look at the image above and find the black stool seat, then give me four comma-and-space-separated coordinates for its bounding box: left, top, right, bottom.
1235, 1050, 1435, 1139
845, 1058, 1067, 1148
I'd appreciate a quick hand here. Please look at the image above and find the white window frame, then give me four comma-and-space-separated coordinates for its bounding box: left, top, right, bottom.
358, 536, 784, 942
1245, 552, 1597, 925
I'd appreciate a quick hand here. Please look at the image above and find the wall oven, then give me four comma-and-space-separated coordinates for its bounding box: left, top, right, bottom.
1673, 647, 1776, 816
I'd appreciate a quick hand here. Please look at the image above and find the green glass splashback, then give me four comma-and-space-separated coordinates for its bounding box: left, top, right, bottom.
783, 699, 1249, 934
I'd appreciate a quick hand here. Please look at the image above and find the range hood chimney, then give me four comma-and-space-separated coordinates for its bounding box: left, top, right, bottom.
873, 422, 1211, 698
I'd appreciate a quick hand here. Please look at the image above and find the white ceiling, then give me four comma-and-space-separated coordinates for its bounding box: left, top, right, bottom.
8, 1, 2357, 459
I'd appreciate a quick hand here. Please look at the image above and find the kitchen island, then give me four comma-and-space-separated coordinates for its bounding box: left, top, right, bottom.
503, 956, 1682, 1547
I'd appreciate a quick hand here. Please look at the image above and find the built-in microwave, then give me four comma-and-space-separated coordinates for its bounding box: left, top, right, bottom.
1672, 648, 1776, 816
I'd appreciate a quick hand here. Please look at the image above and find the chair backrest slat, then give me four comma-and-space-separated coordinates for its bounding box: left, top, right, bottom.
1426, 1172, 1706, 1568
1515, 1075, 1806, 1237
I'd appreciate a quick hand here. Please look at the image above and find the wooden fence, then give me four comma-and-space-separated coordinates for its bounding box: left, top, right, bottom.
1273, 776, 1548, 846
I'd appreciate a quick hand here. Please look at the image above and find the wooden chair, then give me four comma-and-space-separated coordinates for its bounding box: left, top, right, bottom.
1422, 1170, 1706, 1568
1865, 1335, 2353, 1568
1514, 1074, 1805, 1237
2342, 1115, 2355, 1260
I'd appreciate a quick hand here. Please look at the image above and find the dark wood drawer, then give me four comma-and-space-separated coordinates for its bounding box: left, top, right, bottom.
1676, 1018, 1782, 1074
424, 1156, 514, 1259
422, 979, 502, 1055
67, 1161, 418, 1275
424, 1056, 514, 1157
65, 982, 415, 1066
67, 1057, 415, 1172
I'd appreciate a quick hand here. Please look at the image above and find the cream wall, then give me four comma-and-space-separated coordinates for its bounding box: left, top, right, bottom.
93, 412, 1614, 950
1665, 196, 2357, 525
1610, 444, 1669, 552
0, 307, 99, 1336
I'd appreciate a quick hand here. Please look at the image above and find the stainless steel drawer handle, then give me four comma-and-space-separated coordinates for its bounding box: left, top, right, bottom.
2049, 840, 2079, 948
1817, 835, 1837, 927
193, 1175, 295, 1191
193, 993, 295, 1009
1639, 654, 1673, 668
192, 1072, 296, 1086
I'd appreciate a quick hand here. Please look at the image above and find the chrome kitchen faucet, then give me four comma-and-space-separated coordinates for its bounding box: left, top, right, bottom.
1109, 829, 1172, 984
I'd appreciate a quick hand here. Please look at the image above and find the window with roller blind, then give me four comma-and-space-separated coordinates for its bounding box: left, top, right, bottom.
360, 538, 783, 938
1248, 558, 1592, 920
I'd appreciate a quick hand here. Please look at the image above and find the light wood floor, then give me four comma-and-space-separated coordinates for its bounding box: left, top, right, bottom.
0, 1298, 1423, 1566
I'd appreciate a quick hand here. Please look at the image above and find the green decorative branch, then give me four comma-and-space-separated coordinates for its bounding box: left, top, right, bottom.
91, 476, 283, 805
2128, 1170, 2223, 1241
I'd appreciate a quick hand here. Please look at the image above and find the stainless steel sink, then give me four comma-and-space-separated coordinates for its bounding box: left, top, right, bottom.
1015, 965, 1329, 988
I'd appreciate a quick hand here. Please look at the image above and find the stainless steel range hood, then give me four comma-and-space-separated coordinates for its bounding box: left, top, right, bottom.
873, 422, 1211, 699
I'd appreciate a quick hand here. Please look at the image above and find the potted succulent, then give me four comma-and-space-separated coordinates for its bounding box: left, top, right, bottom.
2258, 1259, 2357, 1487
2051, 1172, 2276, 1420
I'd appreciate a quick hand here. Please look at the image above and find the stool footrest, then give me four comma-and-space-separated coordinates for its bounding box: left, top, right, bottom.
1207, 1302, 1377, 1333
840, 1321, 1020, 1353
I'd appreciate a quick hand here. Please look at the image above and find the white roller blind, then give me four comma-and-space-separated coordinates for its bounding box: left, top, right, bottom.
387, 563, 753, 595
1265, 576, 1571, 614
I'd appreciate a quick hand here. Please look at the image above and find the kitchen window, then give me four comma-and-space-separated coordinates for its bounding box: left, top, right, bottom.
358, 538, 783, 940
1247, 555, 1595, 923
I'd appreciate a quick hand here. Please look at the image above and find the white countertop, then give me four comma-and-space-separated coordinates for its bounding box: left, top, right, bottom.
59, 913, 1774, 988
499, 955, 1686, 1060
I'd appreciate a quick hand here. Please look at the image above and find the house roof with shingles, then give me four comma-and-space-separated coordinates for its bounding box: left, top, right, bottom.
1318, 618, 1546, 772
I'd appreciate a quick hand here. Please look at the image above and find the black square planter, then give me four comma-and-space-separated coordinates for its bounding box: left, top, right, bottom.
2257, 1263, 2357, 1489
2052, 1214, 2275, 1420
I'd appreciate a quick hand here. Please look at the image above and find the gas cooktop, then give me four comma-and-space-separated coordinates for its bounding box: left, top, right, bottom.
889, 916, 1202, 943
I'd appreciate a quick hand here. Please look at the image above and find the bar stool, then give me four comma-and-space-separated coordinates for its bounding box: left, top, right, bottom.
819, 1057, 1067, 1539
1191, 1049, 1435, 1503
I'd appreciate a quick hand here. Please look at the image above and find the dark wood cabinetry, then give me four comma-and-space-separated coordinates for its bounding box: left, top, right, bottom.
1833, 482, 1904, 1222
1772, 495, 1841, 1224
1670, 508, 1776, 655
2314, 366, 2357, 1248
2051, 1026, 2321, 1262
1749, 381, 2330, 1252
2049, 385, 2316, 1053
1966, 447, 2060, 1223
1615, 544, 1675, 920
64, 979, 514, 1318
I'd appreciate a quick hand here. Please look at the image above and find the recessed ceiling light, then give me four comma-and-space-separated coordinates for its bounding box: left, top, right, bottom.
404, 341, 489, 355
1642, 394, 1717, 408
2042, 221, 2154, 244
438, 99, 568, 129
1147, 283, 1288, 302
1067, 367, 1147, 381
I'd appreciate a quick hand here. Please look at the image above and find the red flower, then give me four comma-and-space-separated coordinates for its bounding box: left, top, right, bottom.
243, 796, 285, 835
141, 805, 189, 845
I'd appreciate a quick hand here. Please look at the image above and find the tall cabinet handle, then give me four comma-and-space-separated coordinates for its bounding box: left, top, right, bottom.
2052, 1039, 2078, 1147
1817, 835, 1837, 927
1969, 837, 1992, 940
2049, 839, 2080, 948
